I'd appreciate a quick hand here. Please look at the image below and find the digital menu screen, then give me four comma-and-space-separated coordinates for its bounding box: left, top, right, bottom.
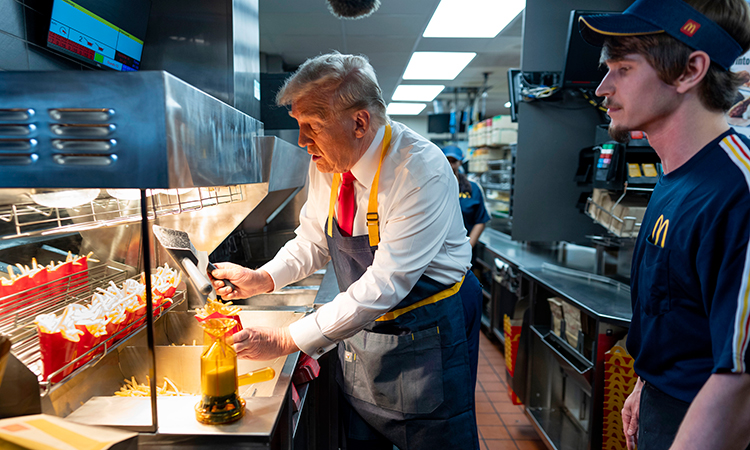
47, 0, 151, 72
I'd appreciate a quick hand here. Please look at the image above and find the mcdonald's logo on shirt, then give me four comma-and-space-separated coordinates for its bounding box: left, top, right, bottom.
651, 214, 670, 248
681, 19, 701, 37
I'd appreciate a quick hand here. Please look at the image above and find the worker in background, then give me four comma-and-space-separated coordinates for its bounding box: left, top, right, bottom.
442, 145, 490, 249
580, 0, 750, 449
211, 52, 481, 450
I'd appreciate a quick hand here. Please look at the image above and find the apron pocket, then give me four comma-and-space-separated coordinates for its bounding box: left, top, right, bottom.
342, 326, 444, 415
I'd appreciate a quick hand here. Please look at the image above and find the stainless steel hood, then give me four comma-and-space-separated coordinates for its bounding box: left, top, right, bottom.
0, 70, 270, 189
0, 70, 310, 266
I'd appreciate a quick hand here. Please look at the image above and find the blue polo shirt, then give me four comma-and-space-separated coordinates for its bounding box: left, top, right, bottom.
628, 130, 750, 403
459, 181, 491, 233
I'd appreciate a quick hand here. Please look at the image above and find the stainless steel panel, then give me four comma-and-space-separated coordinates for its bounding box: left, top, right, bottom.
240, 289, 318, 308
0, 139, 36, 151
51, 139, 116, 151
50, 124, 116, 137
0, 124, 35, 136
0, 109, 35, 121
0, 71, 264, 189
257, 136, 309, 193
48, 109, 115, 122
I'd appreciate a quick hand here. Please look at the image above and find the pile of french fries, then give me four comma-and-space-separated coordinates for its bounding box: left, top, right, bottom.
194, 299, 241, 319
1, 252, 96, 285
115, 376, 189, 397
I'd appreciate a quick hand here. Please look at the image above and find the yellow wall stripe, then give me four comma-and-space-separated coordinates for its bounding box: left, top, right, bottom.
376, 277, 464, 322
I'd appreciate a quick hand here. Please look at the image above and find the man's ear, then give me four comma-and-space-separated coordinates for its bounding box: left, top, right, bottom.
353, 109, 371, 138
675, 50, 711, 94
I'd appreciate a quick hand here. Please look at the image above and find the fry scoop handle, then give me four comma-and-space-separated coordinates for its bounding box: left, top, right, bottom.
238, 367, 275, 386
182, 258, 212, 295
207, 262, 237, 293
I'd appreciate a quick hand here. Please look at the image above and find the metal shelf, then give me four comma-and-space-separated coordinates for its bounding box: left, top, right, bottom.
0, 186, 244, 241
0, 263, 185, 391
527, 406, 588, 450
482, 183, 511, 192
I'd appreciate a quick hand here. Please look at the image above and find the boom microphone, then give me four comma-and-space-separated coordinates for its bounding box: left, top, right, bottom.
326, 0, 381, 19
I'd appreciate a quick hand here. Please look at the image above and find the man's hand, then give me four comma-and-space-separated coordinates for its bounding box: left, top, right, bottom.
232, 327, 299, 360
622, 377, 644, 450
210, 262, 274, 300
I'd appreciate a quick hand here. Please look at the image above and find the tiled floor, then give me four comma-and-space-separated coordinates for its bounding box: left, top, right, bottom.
475, 332, 546, 450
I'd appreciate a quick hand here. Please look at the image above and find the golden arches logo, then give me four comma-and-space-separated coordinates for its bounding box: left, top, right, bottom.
651, 215, 669, 248
681, 20, 701, 37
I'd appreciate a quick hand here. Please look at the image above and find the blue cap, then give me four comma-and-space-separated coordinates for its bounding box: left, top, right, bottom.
442, 145, 464, 161
579, 0, 743, 70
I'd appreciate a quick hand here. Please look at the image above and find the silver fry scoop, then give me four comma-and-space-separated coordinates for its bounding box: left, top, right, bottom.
152, 225, 235, 297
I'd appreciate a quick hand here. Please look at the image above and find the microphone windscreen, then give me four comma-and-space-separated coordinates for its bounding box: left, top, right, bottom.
326, 0, 381, 19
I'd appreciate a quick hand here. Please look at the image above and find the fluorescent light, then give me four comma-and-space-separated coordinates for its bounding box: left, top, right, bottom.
403, 52, 476, 80
392, 85, 445, 101
504, 101, 512, 108
386, 103, 427, 115
423, 0, 525, 38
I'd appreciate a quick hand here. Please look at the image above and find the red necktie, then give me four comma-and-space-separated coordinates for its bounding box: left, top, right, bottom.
337, 172, 356, 237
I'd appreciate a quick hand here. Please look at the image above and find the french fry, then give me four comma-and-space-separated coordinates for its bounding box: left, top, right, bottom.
114, 376, 189, 397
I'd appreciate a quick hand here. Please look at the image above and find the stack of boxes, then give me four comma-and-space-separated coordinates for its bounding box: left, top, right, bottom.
503, 314, 523, 405
468, 115, 518, 147
467, 115, 517, 173
587, 189, 648, 238
602, 345, 638, 450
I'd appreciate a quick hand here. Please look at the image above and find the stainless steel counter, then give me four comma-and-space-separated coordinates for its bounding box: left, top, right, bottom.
479, 228, 632, 325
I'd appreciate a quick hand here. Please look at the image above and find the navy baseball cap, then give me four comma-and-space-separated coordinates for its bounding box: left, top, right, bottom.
579, 0, 743, 70
442, 145, 464, 161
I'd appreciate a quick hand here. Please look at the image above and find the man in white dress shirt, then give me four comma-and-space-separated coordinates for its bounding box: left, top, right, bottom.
212, 52, 482, 450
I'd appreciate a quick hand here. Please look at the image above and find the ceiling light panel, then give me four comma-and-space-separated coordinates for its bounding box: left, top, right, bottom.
392, 85, 445, 101
386, 103, 427, 115
423, 0, 525, 38
402, 52, 476, 80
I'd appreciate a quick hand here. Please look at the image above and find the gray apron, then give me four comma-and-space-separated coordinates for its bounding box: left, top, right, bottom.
325, 125, 479, 450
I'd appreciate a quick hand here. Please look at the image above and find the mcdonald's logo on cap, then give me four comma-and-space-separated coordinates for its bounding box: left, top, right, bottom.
681, 19, 701, 37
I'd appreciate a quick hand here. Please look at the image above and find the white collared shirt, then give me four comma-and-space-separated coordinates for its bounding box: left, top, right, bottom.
261, 121, 472, 358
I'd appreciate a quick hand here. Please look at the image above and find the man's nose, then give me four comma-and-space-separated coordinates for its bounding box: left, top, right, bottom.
596, 70, 613, 98
298, 130, 312, 148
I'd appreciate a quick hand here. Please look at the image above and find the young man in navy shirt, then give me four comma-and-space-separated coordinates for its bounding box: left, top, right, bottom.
580, 1, 750, 449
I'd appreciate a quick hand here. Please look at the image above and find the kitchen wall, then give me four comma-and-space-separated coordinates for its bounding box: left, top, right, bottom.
0, 0, 87, 71
512, 0, 632, 243
392, 116, 428, 138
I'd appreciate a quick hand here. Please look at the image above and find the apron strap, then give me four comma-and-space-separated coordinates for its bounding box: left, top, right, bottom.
327, 173, 341, 239
366, 124, 391, 247
327, 124, 392, 247
376, 276, 464, 322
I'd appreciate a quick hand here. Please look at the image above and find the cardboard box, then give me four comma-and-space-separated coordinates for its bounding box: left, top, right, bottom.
588, 189, 648, 237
